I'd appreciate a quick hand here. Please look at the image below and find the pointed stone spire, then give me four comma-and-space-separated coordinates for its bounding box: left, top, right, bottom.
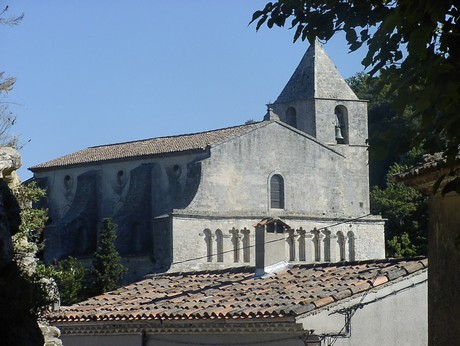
275, 40, 358, 103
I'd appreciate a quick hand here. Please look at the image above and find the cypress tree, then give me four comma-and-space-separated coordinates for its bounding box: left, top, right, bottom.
89, 218, 126, 295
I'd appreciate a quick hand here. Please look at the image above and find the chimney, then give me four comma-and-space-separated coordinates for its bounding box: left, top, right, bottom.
254, 218, 291, 277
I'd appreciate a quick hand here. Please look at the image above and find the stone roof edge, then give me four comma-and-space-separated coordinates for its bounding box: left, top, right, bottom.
29, 147, 207, 173
205, 121, 271, 150
274, 120, 346, 157
207, 120, 345, 158
171, 210, 384, 223
53, 320, 304, 336
275, 97, 368, 104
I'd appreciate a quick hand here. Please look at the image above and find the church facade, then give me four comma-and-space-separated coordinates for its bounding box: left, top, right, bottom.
30, 41, 385, 281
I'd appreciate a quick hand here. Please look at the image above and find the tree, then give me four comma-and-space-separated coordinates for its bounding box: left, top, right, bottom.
251, 1, 460, 187
88, 218, 126, 295
12, 181, 59, 315
371, 162, 427, 257
50, 257, 86, 306
345, 73, 428, 256
346, 72, 420, 187
0, 72, 19, 148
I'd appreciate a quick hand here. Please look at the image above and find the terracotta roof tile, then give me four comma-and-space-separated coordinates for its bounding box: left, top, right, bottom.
30, 122, 265, 171
47, 258, 427, 324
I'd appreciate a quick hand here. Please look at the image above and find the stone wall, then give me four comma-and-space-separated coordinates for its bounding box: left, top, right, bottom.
170, 214, 385, 273
186, 121, 370, 217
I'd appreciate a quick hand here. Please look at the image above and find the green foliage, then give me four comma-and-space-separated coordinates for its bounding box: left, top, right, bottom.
11, 182, 59, 316
13, 181, 48, 245
88, 218, 126, 295
370, 163, 427, 257
252, 0, 460, 176
49, 257, 86, 306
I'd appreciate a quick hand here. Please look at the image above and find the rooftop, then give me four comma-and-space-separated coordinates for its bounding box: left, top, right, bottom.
48, 257, 427, 324
30, 121, 265, 171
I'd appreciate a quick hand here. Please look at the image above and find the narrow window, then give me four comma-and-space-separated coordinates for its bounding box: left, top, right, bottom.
347, 231, 355, 261
286, 107, 297, 128
216, 229, 223, 262
298, 228, 306, 262
231, 228, 240, 263
242, 228, 250, 263
312, 229, 321, 262
337, 231, 346, 261
334, 105, 349, 144
270, 174, 285, 209
287, 231, 295, 261
203, 229, 213, 262
323, 230, 331, 262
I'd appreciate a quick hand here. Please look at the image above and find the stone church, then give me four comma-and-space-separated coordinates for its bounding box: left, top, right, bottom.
30, 41, 385, 280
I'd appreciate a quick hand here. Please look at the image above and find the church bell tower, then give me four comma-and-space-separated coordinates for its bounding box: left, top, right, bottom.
271, 40, 368, 149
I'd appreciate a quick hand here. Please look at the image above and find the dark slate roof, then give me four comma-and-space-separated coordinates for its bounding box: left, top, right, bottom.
29, 122, 265, 171
47, 257, 427, 323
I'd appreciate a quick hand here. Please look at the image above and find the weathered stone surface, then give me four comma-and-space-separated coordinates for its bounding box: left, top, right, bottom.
0, 147, 21, 188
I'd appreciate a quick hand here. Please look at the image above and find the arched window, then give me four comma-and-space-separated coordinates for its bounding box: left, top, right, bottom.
287, 230, 295, 261
334, 105, 349, 144
323, 230, 331, 262
312, 229, 321, 262
203, 229, 213, 262
242, 228, 250, 263
298, 228, 306, 262
337, 231, 346, 261
231, 228, 240, 263
286, 107, 297, 128
347, 231, 355, 261
270, 174, 285, 209
215, 229, 223, 262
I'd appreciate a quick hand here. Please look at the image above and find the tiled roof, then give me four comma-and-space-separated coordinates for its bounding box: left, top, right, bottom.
30, 122, 265, 171
394, 153, 460, 193
395, 153, 453, 181
48, 257, 427, 323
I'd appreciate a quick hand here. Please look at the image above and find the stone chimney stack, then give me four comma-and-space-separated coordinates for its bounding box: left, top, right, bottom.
254, 218, 291, 277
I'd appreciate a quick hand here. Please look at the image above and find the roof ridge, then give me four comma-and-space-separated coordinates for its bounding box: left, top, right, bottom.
29, 121, 267, 171
89, 121, 265, 149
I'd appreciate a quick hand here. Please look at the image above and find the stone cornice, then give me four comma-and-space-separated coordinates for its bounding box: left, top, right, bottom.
171, 211, 384, 224
55, 320, 304, 336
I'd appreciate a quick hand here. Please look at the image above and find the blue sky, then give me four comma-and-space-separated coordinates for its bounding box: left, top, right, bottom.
2, 1, 367, 180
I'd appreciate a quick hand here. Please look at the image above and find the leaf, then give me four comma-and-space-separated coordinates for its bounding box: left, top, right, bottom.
345, 28, 357, 43
255, 16, 267, 31
250, 10, 263, 24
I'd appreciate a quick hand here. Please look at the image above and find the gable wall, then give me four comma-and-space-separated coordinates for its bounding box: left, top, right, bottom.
185, 122, 367, 217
